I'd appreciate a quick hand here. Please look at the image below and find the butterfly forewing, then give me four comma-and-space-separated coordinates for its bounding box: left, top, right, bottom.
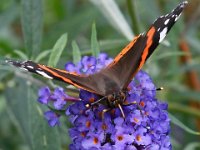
6, 60, 106, 95
99, 1, 188, 90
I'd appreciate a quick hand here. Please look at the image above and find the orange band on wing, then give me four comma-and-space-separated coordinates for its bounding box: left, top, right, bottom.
126, 27, 156, 82
38, 64, 96, 93
108, 35, 140, 68
137, 27, 156, 70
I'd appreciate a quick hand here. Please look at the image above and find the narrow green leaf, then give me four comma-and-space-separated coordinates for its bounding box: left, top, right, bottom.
5, 78, 62, 150
184, 142, 200, 150
35, 50, 51, 62
168, 102, 200, 118
72, 40, 81, 64
14, 50, 28, 60
126, 0, 140, 34
172, 90, 200, 102
153, 51, 188, 61
90, 0, 134, 40
48, 33, 68, 67
91, 23, 100, 57
169, 114, 200, 135
21, 0, 43, 58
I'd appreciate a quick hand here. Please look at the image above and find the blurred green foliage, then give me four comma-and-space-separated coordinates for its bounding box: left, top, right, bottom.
0, 0, 200, 150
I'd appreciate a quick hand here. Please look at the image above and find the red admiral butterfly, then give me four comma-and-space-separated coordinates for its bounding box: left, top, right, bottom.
6, 1, 188, 117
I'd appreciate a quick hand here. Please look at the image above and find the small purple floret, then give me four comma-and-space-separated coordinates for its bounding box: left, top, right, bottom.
44, 111, 60, 127
38, 86, 51, 104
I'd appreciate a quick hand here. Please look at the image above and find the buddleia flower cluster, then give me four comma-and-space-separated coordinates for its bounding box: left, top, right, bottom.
38, 53, 171, 150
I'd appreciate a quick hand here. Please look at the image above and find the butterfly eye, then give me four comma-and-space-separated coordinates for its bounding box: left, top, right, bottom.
107, 94, 115, 101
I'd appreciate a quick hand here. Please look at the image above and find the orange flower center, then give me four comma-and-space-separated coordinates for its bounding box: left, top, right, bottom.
101, 123, 108, 130
134, 117, 139, 123
93, 137, 98, 144
86, 121, 91, 128
81, 132, 86, 137
89, 97, 95, 103
117, 135, 123, 141
140, 101, 145, 107
136, 135, 141, 141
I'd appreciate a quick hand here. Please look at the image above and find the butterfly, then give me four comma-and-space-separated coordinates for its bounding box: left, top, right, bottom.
6, 1, 188, 117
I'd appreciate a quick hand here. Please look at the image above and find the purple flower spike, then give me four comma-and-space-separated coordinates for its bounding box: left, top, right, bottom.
65, 54, 171, 149
37, 53, 171, 149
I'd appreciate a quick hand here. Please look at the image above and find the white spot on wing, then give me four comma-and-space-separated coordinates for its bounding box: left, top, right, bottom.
175, 13, 181, 21
27, 66, 34, 69
164, 19, 170, 25
36, 70, 53, 79
159, 27, 168, 43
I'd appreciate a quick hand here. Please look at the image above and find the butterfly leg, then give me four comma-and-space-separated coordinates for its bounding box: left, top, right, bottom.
101, 108, 112, 120
118, 104, 125, 118
123, 101, 144, 117
101, 106, 125, 120
122, 101, 137, 107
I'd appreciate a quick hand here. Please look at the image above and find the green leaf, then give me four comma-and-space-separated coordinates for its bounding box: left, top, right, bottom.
91, 23, 100, 57
184, 142, 200, 150
90, 0, 134, 40
72, 40, 81, 64
48, 33, 68, 67
153, 51, 187, 61
172, 90, 200, 102
168, 102, 200, 118
5, 78, 62, 150
14, 50, 28, 60
169, 113, 200, 135
21, 0, 43, 58
35, 50, 51, 62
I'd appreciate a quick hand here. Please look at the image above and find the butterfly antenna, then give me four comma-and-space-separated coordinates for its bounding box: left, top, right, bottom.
85, 96, 107, 108
131, 86, 164, 92
156, 87, 164, 91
